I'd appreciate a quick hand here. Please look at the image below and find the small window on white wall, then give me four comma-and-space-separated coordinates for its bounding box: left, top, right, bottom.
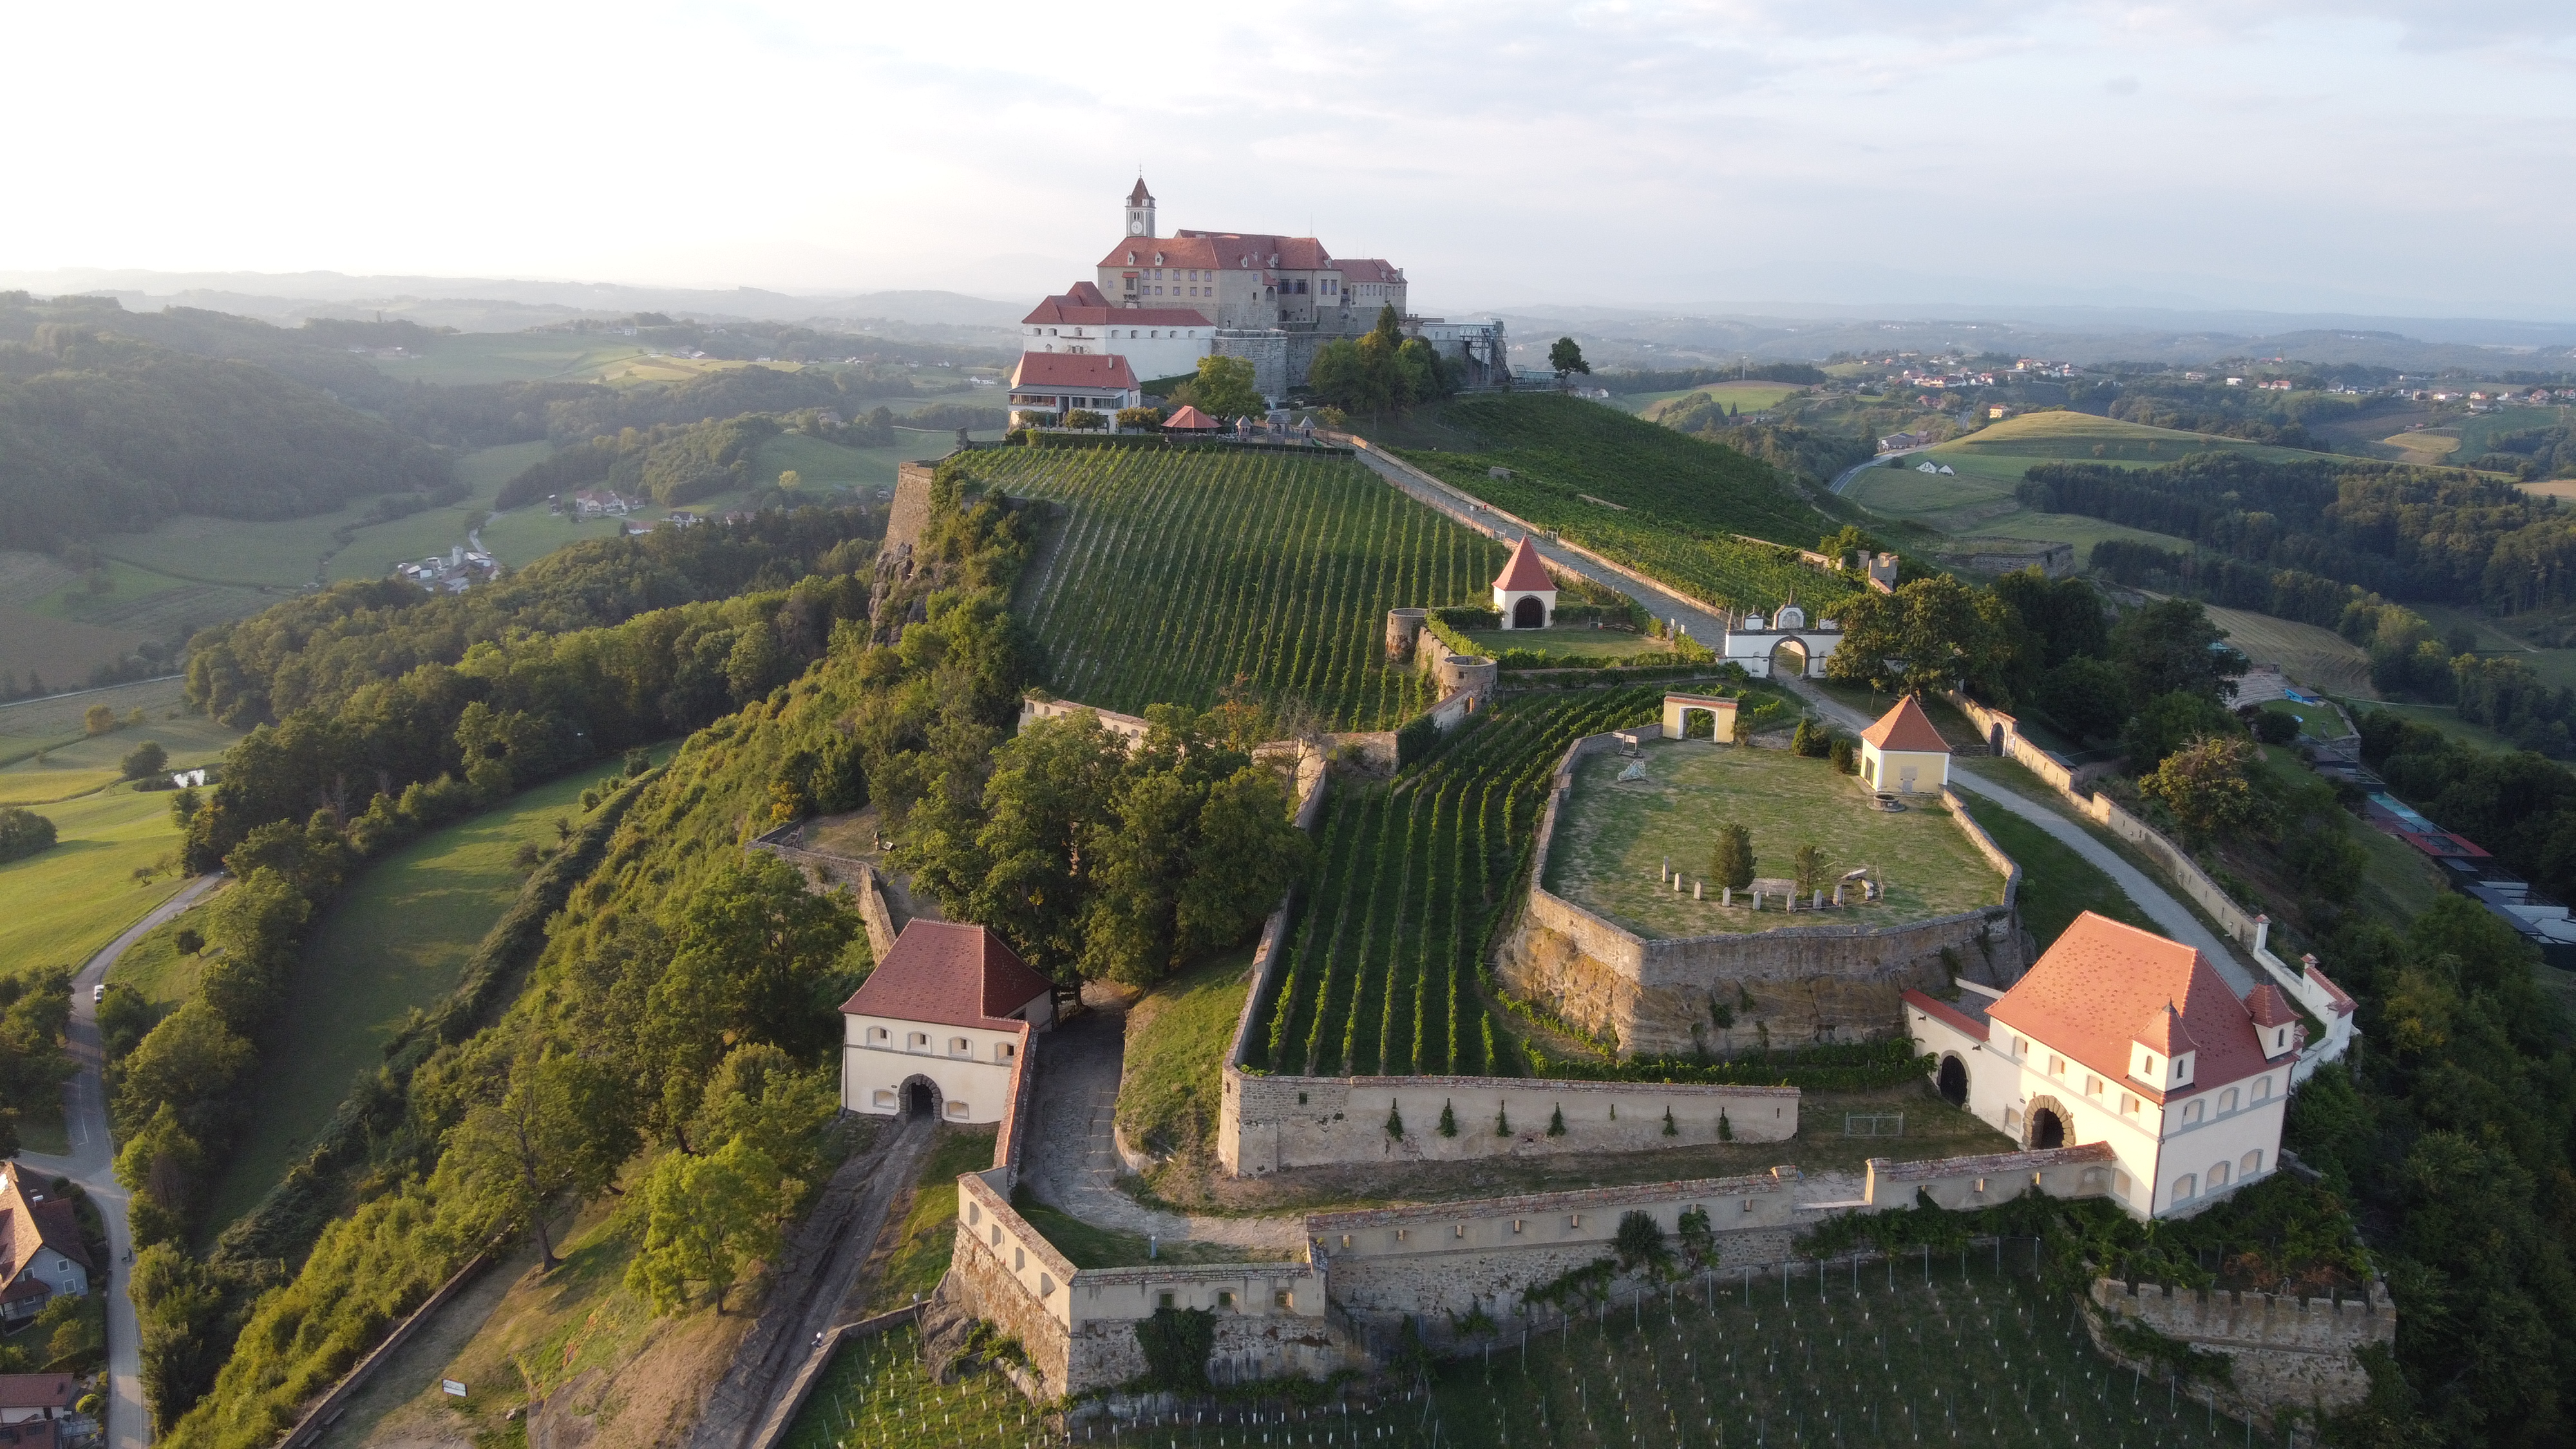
2185, 1100, 2204, 1123
2173, 1173, 2197, 1201
872, 1089, 896, 1109
868, 1026, 888, 1043
949, 1037, 969, 1057
908, 1032, 929, 1049
2221, 1088, 2240, 1113
947, 1100, 970, 1119
2209, 1160, 2230, 1188
2242, 1150, 2263, 1177
998, 1043, 1016, 1061
2252, 1075, 2272, 1101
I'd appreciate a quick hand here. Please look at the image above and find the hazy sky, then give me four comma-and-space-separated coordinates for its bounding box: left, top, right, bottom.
11, 1, 2574, 317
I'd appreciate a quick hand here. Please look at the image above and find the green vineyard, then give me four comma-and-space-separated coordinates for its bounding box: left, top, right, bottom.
1390, 394, 1861, 616
1245, 687, 1671, 1079
963, 446, 1501, 730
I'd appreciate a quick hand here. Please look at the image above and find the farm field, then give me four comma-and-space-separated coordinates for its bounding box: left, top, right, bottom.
0, 676, 188, 756
975, 445, 1497, 730
1940, 411, 2327, 470
0, 784, 198, 981
377, 332, 660, 386
1387, 393, 1855, 615
1619, 381, 1803, 421
2195, 603, 2376, 697
201, 766, 627, 1231
104, 898, 223, 1011
1246, 687, 1679, 1079
1546, 741, 2005, 939
2382, 429, 2459, 460
783, 1256, 2259, 1449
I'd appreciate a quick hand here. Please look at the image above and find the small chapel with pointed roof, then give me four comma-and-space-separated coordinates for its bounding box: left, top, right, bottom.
1492, 536, 1556, 629
1858, 695, 1951, 794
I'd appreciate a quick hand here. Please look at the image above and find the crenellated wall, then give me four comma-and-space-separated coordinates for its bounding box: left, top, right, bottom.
2088, 1276, 2394, 1426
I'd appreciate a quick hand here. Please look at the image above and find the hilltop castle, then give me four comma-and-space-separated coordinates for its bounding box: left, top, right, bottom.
1008, 178, 1507, 419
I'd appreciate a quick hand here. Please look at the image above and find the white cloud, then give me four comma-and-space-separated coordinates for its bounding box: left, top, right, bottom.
0, 0, 2568, 315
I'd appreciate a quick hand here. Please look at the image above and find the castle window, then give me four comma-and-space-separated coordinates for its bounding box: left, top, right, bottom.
2208, 1160, 2230, 1188
1218, 1291, 1235, 1309
2251, 1075, 2271, 1101
1274, 1290, 1292, 1308
2121, 1094, 2139, 1115
2184, 1100, 2204, 1122
2172, 1173, 2197, 1201
2049, 1054, 2065, 1078
907, 1032, 929, 1049
947, 1100, 969, 1118
868, 1026, 888, 1042
1159, 1293, 1175, 1309
1015, 1247, 1025, 1270
2085, 1075, 2103, 1098
2242, 1150, 2263, 1176
997, 1043, 1014, 1061
2220, 1088, 2240, 1114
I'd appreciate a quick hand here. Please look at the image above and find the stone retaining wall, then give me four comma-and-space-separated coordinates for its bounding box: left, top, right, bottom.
1220, 1070, 1797, 1175
2087, 1277, 2394, 1428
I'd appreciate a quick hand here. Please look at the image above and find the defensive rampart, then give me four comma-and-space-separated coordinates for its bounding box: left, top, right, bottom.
1497, 734, 2027, 1058
1221, 1071, 1797, 1175
2087, 1277, 2394, 1428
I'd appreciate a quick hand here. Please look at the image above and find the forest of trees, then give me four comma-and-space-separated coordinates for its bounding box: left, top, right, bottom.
2022, 453, 2576, 612
2101, 375, 2372, 448
1302, 307, 1456, 412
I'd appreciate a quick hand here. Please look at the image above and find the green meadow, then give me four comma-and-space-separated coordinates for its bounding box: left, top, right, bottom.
0, 785, 200, 980
201, 764, 638, 1231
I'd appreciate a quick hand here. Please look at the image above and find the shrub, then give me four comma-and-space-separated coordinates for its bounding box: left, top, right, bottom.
0, 807, 57, 863
122, 741, 169, 780
2254, 708, 2300, 745
1709, 822, 1754, 889
1830, 736, 1857, 773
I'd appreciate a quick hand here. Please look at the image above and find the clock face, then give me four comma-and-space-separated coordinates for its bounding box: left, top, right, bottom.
1129, 220, 1145, 234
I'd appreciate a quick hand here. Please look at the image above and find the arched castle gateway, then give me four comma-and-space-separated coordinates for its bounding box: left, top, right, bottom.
1720, 603, 1841, 679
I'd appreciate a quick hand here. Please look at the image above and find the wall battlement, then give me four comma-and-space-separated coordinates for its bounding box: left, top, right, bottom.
2088, 1276, 2393, 1426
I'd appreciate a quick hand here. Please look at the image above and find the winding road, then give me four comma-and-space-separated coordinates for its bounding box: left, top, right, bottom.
19, 870, 225, 1449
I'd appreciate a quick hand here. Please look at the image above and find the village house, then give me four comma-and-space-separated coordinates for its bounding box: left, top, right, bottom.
840, 921, 1054, 1123
0, 1164, 90, 1330
0, 1374, 77, 1428
1858, 695, 1951, 795
1906, 911, 2297, 1219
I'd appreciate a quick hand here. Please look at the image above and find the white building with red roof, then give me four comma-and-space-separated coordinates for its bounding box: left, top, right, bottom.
0, 1164, 90, 1329
1021, 279, 1215, 386
0, 1373, 77, 1428
1718, 603, 1842, 680
839, 921, 1056, 1123
1085, 177, 1503, 395
1904, 911, 2299, 1219
1006, 352, 1142, 428
1492, 536, 1557, 629
1859, 695, 1951, 795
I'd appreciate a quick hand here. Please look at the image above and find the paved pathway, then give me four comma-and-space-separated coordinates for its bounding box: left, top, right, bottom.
1779, 679, 2255, 992
1023, 1006, 1303, 1253
19, 871, 226, 1449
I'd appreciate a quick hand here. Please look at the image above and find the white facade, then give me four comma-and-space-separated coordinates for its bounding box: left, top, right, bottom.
1719, 605, 1839, 679
841, 1013, 1031, 1125
1024, 319, 1212, 386
1494, 584, 1554, 629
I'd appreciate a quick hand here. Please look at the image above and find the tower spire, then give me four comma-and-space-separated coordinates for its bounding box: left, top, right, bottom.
1124, 175, 1157, 238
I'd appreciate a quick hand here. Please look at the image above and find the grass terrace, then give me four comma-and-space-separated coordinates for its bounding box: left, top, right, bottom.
1544, 742, 2005, 939
1454, 625, 1673, 665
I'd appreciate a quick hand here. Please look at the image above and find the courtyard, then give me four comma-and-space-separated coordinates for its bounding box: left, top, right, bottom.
1544, 739, 2007, 940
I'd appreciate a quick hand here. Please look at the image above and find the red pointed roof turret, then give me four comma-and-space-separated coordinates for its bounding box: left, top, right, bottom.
2132, 1001, 2197, 1056
1127, 176, 1154, 203
1860, 696, 1949, 754
2245, 983, 2298, 1028
1493, 536, 1555, 592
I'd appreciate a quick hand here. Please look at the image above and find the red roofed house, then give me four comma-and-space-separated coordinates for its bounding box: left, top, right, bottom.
1903, 911, 2298, 1218
1022, 279, 1214, 386
1007, 352, 1142, 428
1162, 404, 1220, 432
1859, 695, 1950, 795
0, 1164, 90, 1329
840, 922, 1055, 1123
1491, 536, 1557, 630
0, 1373, 77, 1426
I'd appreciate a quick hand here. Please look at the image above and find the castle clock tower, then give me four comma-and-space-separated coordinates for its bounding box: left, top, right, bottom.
1124, 177, 1155, 238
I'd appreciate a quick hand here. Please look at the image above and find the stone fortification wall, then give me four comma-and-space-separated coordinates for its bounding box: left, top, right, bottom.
2088, 1277, 2394, 1426
1497, 737, 2025, 1058
942, 1201, 1077, 1397
1065, 1264, 1348, 1392
1221, 1070, 1795, 1175
747, 824, 901, 962
1863, 1142, 2117, 1211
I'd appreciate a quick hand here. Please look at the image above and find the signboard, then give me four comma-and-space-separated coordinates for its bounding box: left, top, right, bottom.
441, 1381, 468, 1398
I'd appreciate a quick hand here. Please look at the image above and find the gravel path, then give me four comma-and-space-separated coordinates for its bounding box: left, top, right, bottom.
1023, 1006, 1304, 1253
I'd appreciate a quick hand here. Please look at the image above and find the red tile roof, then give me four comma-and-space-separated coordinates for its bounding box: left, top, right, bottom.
1903, 987, 1991, 1043
838, 922, 1052, 1030
1023, 285, 1209, 330
1861, 696, 1950, 754
1127, 178, 1153, 203
1009, 352, 1139, 391
2245, 983, 2297, 1028
1493, 536, 1555, 592
1098, 231, 1365, 274
1988, 912, 2271, 1105
0, 1374, 76, 1412
0, 1166, 90, 1311
1164, 404, 1221, 430
2132, 1002, 2196, 1056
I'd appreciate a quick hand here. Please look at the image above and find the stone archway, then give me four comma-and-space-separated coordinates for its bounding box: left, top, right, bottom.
901, 1075, 943, 1121
1513, 596, 1546, 629
1768, 638, 1809, 677
1682, 707, 1717, 739
2025, 1094, 2069, 1150
1937, 1054, 1969, 1108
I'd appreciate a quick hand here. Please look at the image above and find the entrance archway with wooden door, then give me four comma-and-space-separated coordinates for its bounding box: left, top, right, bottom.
1937, 1054, 1969, 1108
900, 1075, 943, 1121
2025, 1095, 2069, 1150
1512, 596, 1546, 629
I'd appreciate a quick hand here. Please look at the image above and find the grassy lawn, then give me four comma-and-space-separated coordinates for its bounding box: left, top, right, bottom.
0, 785, 198, 980
391, 333, 659, 386
1543, 741, 2005, 939
861, 1126, 999, 1315
1457, 626, 1672, 663
3, 713, 238, 781
1960, 798, 2155, 947
105, 898, 223, 1011
1113, 947, 1253, 1160
0, 768, 120, 805
1940, 410, 2327, 468
202, 768, 619, 1231
0, 678, 190, 763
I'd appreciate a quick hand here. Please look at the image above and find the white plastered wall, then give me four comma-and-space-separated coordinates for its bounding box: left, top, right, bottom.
1493, 586, 1555, 629
1861, 744, 1949, 793
842, 1014, 1028, 1124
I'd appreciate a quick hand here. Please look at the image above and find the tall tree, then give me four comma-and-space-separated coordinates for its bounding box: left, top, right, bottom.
625, 1137, 786, 1316
1548, 337, 1590, 377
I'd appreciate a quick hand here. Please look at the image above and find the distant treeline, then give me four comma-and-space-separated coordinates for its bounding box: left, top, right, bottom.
2023, 453, 2576, 612
1604, 363, 1826, 392
185, 501, 884, 730
1660, 416, 1873, 488
0, 323, 450, 549
2099, 377, 2371, 449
